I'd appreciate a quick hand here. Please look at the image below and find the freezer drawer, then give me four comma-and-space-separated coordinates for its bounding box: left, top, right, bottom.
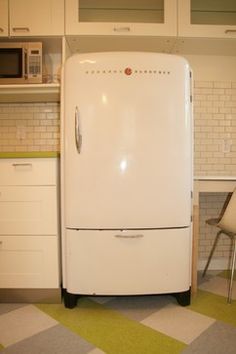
64, 228, 192, 295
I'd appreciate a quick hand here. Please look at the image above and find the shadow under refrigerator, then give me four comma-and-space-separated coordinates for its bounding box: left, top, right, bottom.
61, 52, 193, 308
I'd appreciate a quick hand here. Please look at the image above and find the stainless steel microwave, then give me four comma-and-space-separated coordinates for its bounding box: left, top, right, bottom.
0, 42, 42, 84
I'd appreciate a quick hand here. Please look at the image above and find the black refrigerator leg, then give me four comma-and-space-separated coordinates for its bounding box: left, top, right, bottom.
173, 288, 191, 306
63, 289, 78, 309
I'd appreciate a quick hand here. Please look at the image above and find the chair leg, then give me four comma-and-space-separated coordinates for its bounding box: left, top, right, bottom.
202, 230, 222, 278
227, 236, 236, 304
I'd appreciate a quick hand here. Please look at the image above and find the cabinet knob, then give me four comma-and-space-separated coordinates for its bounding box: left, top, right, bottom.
0, 28, 4, 32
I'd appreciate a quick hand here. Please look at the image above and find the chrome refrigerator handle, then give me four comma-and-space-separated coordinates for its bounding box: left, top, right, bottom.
75, 106, 82, 153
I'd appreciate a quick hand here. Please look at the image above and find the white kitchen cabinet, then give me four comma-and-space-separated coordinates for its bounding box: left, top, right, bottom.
65, 0, 177, 36
9, 0, 64, 36
178, 0, 236, 38
0, 158, 60, 292
0, 186, 57, 235
0, 236, 59, 288
0, 0, 8, 37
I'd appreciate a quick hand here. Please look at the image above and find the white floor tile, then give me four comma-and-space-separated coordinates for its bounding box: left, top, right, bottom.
88, 348, 106, 354
141, 303, 215, 344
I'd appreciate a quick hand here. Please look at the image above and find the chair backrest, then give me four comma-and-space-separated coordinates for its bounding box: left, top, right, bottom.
218, 188, 236, 234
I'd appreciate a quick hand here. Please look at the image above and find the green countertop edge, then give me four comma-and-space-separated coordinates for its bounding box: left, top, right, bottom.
0, 152, 60, 158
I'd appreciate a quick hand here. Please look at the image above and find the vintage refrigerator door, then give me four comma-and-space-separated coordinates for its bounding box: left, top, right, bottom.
63, 52, 192, 229
65, 228, 192, 294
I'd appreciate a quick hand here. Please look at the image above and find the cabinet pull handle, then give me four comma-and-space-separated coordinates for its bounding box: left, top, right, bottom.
113, 26, 131, 32
12, 163, 32, 167
225, 29, 236, 34
12, 27, 30, 32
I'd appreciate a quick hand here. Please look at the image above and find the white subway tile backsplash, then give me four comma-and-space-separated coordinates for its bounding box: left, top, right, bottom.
194, 80, 236, 177
0, 103, 60, 152
213, 82, 232, 89
194, 81, 213, 88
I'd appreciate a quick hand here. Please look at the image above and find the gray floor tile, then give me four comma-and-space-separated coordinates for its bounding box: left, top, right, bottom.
105, 294, 174, 321
0, 304, 26, 315
0, 305, 58, 347
182, 321, 236, 354
1, 324, 95, 354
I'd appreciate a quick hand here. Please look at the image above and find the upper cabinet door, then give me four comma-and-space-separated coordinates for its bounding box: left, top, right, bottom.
178, 0, 236, 38
9, 0, 64, 36
65, 0, 177, 36
0, 0, 8, 37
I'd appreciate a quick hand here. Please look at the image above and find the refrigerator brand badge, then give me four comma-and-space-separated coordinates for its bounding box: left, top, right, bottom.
124, 67, 132, 76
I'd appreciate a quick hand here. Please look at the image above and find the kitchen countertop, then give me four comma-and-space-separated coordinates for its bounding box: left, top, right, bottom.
0, 152, 60, 158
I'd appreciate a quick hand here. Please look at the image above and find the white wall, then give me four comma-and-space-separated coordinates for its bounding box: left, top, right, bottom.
185, 55, 236, 81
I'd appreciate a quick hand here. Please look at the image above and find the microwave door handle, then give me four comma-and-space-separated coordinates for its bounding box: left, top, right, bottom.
75, 106, 82, 154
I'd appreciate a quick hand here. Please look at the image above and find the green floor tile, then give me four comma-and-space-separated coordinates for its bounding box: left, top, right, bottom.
37, 298, 186, 354
219, 270, 236, 281
190, 290, 236, 327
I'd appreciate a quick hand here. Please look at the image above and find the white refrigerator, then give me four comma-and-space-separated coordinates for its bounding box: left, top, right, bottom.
61, 52, 193, 308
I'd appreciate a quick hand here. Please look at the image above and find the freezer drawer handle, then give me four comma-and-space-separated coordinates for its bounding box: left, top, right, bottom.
115, 234, 144, 239
75, 106, 82, 154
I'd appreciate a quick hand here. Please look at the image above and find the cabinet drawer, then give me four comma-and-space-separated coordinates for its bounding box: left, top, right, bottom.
0, 158, 57, 186
0, 186, 58, 235
0, 236, 59, 288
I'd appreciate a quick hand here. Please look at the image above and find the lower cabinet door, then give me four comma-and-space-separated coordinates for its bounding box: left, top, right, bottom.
0, 236, 59, 288
0, 186, 57, 235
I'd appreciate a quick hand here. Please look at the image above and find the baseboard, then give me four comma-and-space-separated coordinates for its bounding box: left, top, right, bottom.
0, 288, 61, 303
198, 258, 229, 271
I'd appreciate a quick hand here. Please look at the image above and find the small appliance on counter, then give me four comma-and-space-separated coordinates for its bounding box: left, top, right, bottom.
0, 42, 42, 84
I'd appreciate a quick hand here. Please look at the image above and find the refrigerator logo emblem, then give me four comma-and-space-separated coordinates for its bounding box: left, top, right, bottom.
124, 67, 132, 76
